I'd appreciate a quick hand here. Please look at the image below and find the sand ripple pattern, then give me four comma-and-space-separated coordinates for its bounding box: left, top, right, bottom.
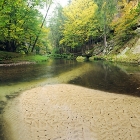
3, 84, 140, 140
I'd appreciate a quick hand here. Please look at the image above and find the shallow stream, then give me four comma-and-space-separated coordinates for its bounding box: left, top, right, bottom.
0, 59, 140, 139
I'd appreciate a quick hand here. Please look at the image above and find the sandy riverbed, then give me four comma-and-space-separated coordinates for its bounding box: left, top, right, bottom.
3, 84, 140, 140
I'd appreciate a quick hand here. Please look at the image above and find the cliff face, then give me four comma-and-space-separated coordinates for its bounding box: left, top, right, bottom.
114, 35, 140, 64
132, 38, 140, 54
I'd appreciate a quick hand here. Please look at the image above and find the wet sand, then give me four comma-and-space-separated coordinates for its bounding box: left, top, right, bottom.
3, 84, 140, 140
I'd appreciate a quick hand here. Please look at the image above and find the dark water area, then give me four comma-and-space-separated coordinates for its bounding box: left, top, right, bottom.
69, 61, 140, 97
0, 59, 80, 85
0, 59, 140, 97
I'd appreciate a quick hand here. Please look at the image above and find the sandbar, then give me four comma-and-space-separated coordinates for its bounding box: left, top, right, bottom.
3, 84, 140, 140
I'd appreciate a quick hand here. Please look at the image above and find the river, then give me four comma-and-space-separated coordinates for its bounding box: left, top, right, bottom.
0, 59, 140, 139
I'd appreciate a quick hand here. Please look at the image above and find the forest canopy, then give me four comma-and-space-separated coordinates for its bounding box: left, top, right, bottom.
0, 0, 140, 55
0, 0, 51, 53
49, 0, 140, 55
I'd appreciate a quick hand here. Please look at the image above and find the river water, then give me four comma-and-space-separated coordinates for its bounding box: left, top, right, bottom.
0, 59, 140, 139
0, 59, 140, 96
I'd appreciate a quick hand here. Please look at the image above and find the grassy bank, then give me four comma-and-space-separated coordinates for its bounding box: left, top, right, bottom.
103, 53, 140, 64
0, 51, 49, 63
90, 53, 140, 65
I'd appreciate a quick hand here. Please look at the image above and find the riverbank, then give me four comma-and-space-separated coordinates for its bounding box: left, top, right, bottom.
0, 51, 49, 65
2, 84, 140, 140
0, 61, 36, 67
79, 36, 140, 65
104, 36, 140, 64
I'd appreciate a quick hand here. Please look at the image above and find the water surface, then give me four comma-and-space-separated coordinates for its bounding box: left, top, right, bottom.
0, 59, 140, 139
0, 59, 140, 96
69, 61, 140, 96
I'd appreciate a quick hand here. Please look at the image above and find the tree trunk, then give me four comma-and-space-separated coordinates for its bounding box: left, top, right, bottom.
103, 24, 107, 47
103, 24, 108, 54
103, 33, 107, 48
31, 0, 52, 52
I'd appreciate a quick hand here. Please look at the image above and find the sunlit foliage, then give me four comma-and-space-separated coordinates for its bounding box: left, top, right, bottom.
60, 0, 98, 48
111, 1, 140, 42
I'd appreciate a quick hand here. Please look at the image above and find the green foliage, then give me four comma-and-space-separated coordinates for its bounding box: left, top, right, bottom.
15, 55, 49, 62
94, 0, 117, 47
111, 1, 140, 43
47, 0, 139, 61
0, 51, 49, 63
0, 0, 49, 53
60, 0, 98, 48
48, 4, 65, 49
58, 0, 117, 49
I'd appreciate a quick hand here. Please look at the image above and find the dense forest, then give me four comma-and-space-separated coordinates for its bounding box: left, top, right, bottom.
0, 0, 140, 60
0, 0, 52, 54
48, 0, 140, 57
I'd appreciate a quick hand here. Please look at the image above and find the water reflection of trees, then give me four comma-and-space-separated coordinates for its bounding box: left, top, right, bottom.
69, 62, 140, 97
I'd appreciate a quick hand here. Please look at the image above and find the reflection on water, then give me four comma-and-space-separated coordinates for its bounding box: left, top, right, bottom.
0, 59, 79, 85
0, 59, 140, 97
69, 61, 140, 97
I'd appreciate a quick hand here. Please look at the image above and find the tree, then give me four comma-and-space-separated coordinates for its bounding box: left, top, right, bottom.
48, 3, 66, 53
60, 0, 98, 50
0, 0, 50, 53
31, 0, 53, 52
94, 0, 117, 50
0, 0, 27, 51
111, 0, 140, 43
